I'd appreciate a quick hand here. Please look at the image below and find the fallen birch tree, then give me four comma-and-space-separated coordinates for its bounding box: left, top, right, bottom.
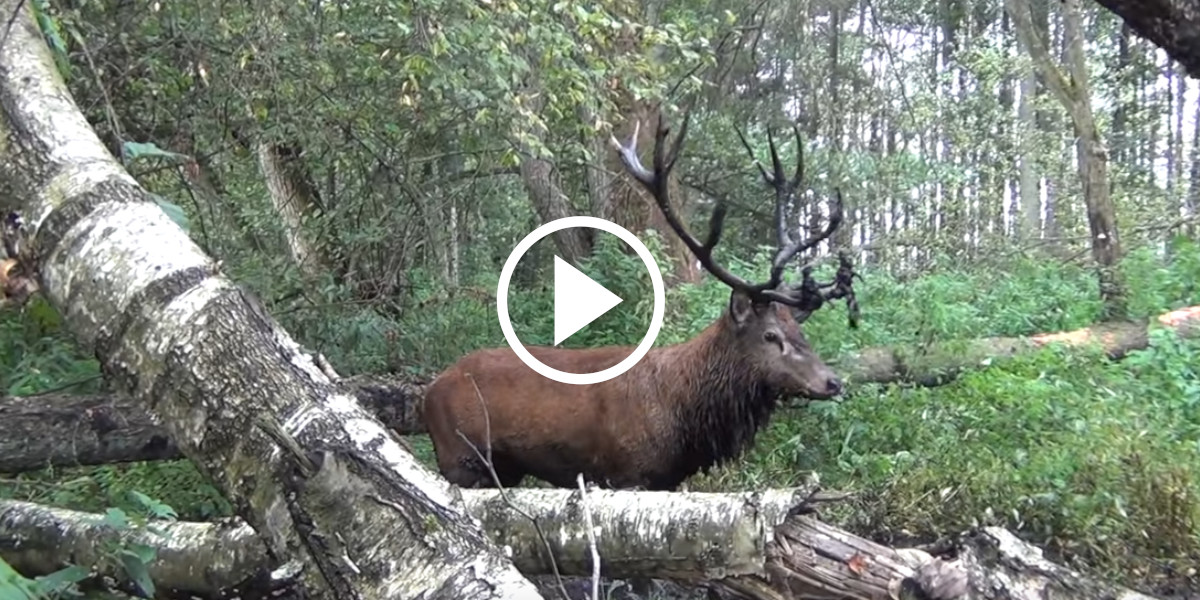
0, 490, 1162, 600
0, 2, 542, 597
4, 305, 1199, 474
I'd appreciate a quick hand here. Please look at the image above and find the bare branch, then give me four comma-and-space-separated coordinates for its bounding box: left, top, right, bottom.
576, 474, 601, 600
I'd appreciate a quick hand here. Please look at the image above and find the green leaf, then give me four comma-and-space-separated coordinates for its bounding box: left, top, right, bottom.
118, 550, 155, 597
103, 507, 129, 531
149, 194, 190, 233
31, 0, 70, 81
121, 141, 189, 166
34, 565, 89, 595
128, 491, 178, 521
127, 543, 158, 565
0, 557, 43, 600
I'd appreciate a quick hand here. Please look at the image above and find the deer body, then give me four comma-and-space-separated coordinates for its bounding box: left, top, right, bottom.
422, 293, 843, 490
422, 113, 860, 491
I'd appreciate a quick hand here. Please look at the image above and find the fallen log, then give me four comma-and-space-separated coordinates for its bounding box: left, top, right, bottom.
0, 498, 273, 598
0, 490, 1161, 600
0, 374, 427, 473
3, 306, 1199, 475
837, 305, 1200, 386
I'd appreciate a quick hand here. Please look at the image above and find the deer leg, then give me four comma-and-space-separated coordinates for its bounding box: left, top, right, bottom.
439, 457, 489, 488
439, 447, 527, 489
487, 454, 526, 488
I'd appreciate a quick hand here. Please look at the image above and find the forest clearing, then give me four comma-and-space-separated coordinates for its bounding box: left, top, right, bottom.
1, 0, 1199, 597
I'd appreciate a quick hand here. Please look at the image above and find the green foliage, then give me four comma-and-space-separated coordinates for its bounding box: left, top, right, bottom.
0, 300, 99, 396
0, 558, 88, 600
2, 461, 230, 523
31, 0, 70, 81
693, 330, 1200, 578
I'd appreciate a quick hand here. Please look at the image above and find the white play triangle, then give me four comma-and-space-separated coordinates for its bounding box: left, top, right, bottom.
553, 255, 623, 346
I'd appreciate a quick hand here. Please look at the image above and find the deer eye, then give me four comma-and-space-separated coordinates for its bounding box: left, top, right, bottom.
763, 331, 780, 344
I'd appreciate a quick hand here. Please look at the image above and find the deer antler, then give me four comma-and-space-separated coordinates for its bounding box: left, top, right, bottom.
610, 112, 859, 328
790, 250, 861, 328
734, 124, 846, 292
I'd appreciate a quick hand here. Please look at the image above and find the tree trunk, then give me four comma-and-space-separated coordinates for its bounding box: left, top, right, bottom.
1007, 0, 1127, 319
1188, 99, 1200, 237
515, 84, 592, 267
1173, 61, 1187, 231
602, 99, 700, 284
1017, 69, 1040, 241
578, 103, 613, 220
1091, 0, 1200, 77
0, 495, 1163, 600
0, 5, 542, 598
255, 141, 331, 279
1064, 0, 1126, 318
5, 306, 1199, 474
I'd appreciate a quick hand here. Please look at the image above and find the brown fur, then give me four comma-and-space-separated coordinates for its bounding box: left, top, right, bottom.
421, 289, 843, 491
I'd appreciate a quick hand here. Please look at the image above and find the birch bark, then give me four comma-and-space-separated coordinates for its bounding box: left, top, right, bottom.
0, 4, 541, 598
0, 495, 1163, 600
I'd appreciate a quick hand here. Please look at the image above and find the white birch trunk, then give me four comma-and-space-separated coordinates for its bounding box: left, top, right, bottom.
0, 494, 1163, 600
0, 3, 541, 598
255, 142, 327, 278
0, 498, 273, 597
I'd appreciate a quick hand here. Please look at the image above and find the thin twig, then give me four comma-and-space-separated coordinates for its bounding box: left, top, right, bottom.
456, 375, 571, 600
22, 374, 103, 396
577, 473, 601, 600
1, 0, 27, 51
72, 28, 123, 154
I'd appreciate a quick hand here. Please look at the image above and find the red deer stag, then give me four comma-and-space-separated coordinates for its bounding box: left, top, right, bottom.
421, 113, 859, 491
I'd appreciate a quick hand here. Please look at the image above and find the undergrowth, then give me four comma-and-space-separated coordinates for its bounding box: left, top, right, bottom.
3, 237, 1200, 592
690, 330, 1200, 583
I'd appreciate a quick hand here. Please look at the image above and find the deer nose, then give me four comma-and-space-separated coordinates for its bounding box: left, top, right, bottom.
825, 377, 844, 396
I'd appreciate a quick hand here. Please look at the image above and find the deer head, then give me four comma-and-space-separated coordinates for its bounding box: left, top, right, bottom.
610, 112, 860, 401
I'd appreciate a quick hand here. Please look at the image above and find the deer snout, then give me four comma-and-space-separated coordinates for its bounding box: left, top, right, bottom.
802, 370, 844, 400
825, 376, 844, 397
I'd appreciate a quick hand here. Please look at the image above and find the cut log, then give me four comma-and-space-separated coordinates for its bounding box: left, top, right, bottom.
0, 491, 1162, 600
0, 3, 541, 597
4, 306, 1199, 474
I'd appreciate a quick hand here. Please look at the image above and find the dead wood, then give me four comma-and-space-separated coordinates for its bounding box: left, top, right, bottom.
0, 492, 1162, 600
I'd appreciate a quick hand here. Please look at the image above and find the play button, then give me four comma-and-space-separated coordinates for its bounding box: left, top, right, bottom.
553, 256, 622, 345
496, 216, 666, 385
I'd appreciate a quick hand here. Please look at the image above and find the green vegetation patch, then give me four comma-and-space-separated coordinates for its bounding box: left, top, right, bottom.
692, 329, 1200, 584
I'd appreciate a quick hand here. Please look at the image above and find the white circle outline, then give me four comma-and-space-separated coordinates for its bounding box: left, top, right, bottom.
496, 216, 665, 385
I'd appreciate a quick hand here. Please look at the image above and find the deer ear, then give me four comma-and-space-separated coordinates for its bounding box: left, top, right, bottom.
729, 290, 754, 326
